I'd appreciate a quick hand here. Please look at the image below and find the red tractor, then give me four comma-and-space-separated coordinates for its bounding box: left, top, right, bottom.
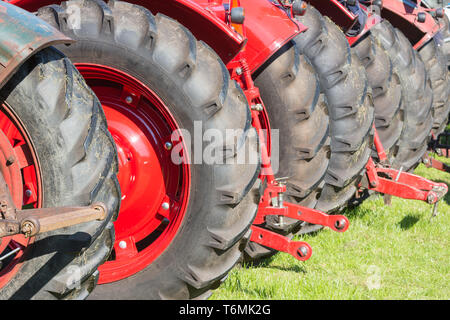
4, 0, 448, 300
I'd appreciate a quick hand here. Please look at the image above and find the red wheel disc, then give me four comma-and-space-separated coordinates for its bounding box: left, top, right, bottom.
76, 64, 191, 284
0, 102, 41, 289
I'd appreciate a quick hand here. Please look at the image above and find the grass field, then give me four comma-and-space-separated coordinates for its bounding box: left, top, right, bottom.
210, 155, 450, 300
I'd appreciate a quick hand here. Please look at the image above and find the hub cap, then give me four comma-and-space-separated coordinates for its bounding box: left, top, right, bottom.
76, 64, 191, 283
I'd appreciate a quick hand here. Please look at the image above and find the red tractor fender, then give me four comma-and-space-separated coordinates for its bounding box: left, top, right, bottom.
236, 0, 305, 73
347, 9, 382, 47
305, 1, 381, 46
381, 0, 441, 49
306, 0, 358, 32
0, 1, 73, 89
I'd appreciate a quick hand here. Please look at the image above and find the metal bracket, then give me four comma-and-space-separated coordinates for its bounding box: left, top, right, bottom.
230, 56, 350, 262
0, 172, 107, 239
422, 153, 450, 173
365, 157, 448, 204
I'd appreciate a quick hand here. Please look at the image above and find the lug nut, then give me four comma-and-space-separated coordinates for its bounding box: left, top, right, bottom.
125, 96, 133, 104
25, 190, 32, 197
164, 142, 173, 150
161, 202, 170, 210
119, 241, 127, 249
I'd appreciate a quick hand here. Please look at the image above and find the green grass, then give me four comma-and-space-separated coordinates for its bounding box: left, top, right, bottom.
211, 155, 450, 300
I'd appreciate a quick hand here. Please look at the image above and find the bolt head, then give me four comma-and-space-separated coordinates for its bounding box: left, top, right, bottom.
235, 67, 243, 75
125, 96, 133, 104
119, 241, 127, 249
298, 246, 308, 257
161, 202, 170, 210
164, 142, 173, 150
25, 189, 32, 197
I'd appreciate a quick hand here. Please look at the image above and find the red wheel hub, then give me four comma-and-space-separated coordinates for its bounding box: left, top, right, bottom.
0, 102, 41, 289
76, 64, 191, 284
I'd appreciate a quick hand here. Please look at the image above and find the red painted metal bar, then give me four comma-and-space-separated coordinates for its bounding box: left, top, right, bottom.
365, 128, 448, 204
229, 50, 350, 262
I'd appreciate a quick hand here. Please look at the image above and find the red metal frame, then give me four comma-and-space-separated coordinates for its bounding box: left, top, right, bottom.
363, 128, 448, 205
380, 0, 442, 49
307, 0, 358, 32
0, 102, 41, 289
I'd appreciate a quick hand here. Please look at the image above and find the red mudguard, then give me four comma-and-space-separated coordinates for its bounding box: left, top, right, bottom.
307, 0, 358, 31
381, 0, 441, 49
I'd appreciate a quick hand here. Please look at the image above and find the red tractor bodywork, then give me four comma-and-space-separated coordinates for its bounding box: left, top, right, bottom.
9, 0, 447, 265
381, 0, 442, 49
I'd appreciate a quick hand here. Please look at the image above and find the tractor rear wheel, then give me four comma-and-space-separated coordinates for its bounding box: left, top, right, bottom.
243, 6, 374, 260
419, 36, 450, 136
353, 33, 404, 162
0, 47, 120, 299
293, 6, 374, 214
371, 20, 433, 171
38, 0, 260, 299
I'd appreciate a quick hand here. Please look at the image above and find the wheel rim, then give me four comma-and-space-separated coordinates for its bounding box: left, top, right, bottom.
0, 102, 41, 289
76, 64, 191, 284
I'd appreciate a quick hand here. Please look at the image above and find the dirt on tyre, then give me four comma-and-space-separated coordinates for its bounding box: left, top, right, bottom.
371, 20, 433, 171
0, 47, 120, 299
38, 0, 260, 299
243, 5, 374, 260
353, 32, 404, 162
293, 6, 374, 213
418, 35, 450, 136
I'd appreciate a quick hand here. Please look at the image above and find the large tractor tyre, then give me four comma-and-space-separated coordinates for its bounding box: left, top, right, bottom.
353, 33, 404, 162
419, 36, 450, 136
293, 6, 374, 213
440, 13, 450, 67
245, 42, 331, 261
371, 20, 433, 171
244, 6, 375, 260
0, 47, 120, 299
38, 0, 260, 299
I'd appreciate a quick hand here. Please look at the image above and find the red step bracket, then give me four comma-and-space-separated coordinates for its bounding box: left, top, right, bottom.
366, 129, 448, 204
229, 55, 350, 262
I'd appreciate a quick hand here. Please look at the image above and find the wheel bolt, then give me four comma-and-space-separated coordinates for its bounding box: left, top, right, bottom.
125, 96, 133, 104
164, 142, 173, 150
161, 202, 170, 210
25, 190, 32, 197
119, 241, 127, 249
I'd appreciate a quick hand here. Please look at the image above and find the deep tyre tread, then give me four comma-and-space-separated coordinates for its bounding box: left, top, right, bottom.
419, 36, 450, 136
38, 0, 260, 300
0, 47, 120, 300
293, 6, 374, 213
371, 20, 433, 171
243, 6, 375, 260
353, 33, 404, 161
